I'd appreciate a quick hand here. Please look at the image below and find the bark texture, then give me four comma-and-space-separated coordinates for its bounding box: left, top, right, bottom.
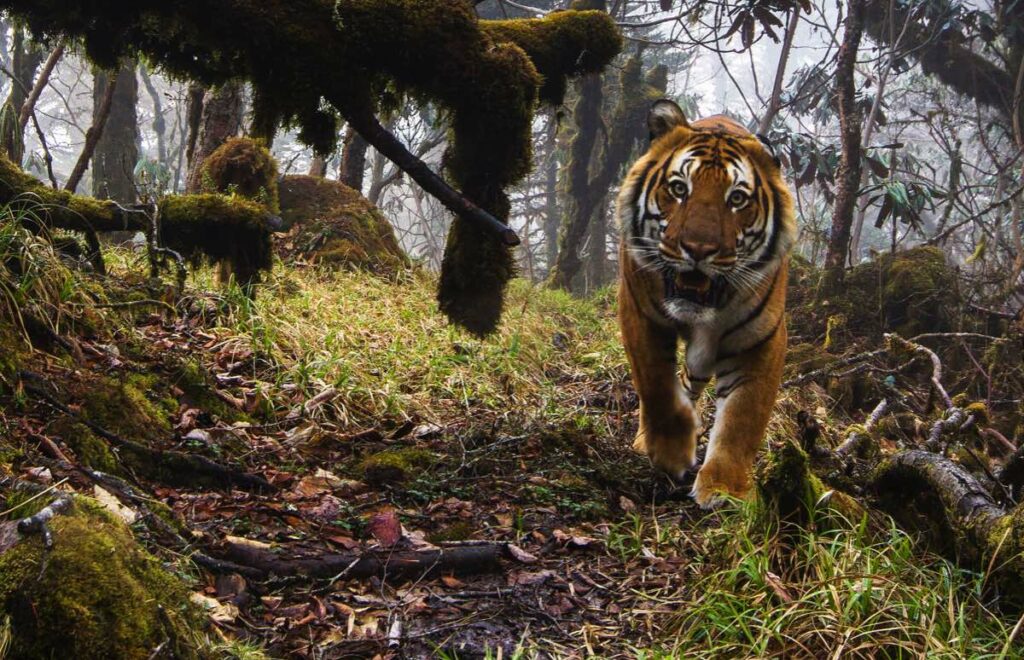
91, 62, 140, 205
823, 0, 866, 291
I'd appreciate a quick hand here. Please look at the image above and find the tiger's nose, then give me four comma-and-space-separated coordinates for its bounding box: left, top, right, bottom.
681, 241, 718, 262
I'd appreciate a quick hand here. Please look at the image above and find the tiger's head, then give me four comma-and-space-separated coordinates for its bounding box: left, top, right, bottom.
619, 99, 796, 308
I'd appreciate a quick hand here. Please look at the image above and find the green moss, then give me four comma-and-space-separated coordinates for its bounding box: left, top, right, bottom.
171, 359, 249, 423
482, 9, 622, 105
277, 175, 408, 275
0, 320, 27, 391
49, 420, 118, 473
200, 137, 280, 214
757, 440, 863, 525
0, 499, 200, 659
159, 194, 274, 286
360, 447, 437, 486
79, 374, 172, 442
845, 246, 957, 339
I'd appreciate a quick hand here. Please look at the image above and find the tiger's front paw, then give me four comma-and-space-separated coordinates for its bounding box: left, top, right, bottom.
633, 426, 698, 481
691, 460, 750, 509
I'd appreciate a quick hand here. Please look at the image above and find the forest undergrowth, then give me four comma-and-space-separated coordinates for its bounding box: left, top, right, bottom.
0, 208, 1021, 658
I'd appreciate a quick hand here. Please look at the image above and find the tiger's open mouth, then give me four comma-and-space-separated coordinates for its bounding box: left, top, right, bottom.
663, 269, 726, 307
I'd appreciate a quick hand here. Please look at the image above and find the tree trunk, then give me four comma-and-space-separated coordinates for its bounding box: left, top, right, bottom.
757, 8, 800, 134
18, 40, 64, 132
185, 81, 244, 194
308, 155, 328, 178
339, 125, 369, 192
542, 113, 560, 276
65, 74, 118, 194
91, 62, 139, 206
586, 196, 608, 291
547, 72, 603, 292
823, 0, 866, 292
138, 64, 167, 165
2, 26, 43, 164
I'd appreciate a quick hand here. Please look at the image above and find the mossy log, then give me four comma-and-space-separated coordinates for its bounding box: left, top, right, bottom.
0, 154, 276, 283
873, 450, 1024, 604
0, 0, 622, 334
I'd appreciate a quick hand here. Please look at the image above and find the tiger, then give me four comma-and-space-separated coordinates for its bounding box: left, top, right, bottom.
616, 99, 797, 508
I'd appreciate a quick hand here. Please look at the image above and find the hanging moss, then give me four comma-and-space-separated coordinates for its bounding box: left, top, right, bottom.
199, 137, 280, 213
277, 175, 408, 274
0, 0, 621, 333
0, 499, 200, 659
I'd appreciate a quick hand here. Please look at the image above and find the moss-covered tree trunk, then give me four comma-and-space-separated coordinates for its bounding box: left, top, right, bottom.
547, 72, 603, 292
822, 0, 865, 292
550, 55, 666, 293
542, 114, 560, 277
586, 195, 608, 290
91, 62, 139, 206
185, 81, 244, 194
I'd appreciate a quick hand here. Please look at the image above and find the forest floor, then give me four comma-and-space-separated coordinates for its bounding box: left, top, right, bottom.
1, 243, 1022, 658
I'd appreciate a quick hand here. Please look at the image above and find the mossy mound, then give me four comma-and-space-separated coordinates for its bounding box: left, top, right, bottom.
0, 500, 199, 659
199, 137, 280, 214
791, 247, 959, 347
78, 373, 175, 442
360, 447, 436, 486
277, 175, 408, 274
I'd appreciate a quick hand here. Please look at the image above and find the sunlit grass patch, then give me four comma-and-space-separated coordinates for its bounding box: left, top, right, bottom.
192, 264, 625, 426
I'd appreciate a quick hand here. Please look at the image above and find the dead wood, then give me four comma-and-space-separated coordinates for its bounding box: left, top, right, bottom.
873, 450, 1024, 603
215, 537, 507, 581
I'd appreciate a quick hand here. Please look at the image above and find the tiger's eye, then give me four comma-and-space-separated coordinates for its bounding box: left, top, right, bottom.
728, 190, 750, 208
668, 181, 688, 199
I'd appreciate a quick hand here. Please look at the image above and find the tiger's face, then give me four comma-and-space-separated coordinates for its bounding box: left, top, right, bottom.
621, 100, 795, 308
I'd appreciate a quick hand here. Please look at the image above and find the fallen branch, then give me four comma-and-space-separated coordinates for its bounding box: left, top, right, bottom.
215, 537, 508, 581
836, 398, 889, 459
17, 494, 72, 549
873, 450, 1024, 603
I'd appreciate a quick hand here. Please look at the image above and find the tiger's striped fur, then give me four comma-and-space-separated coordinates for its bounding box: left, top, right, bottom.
616, 100, 797, 508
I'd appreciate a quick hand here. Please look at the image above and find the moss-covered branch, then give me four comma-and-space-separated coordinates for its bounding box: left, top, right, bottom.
0, 155, 275, 282
0, 0, 622, 333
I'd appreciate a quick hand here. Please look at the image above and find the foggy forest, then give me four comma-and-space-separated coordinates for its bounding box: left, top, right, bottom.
0, 0, 1022, 657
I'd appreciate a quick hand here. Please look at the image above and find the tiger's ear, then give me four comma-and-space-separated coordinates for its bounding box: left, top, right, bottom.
648, 99, 689, 142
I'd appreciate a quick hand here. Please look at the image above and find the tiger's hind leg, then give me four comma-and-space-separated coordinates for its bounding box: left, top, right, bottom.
620, 285, 699, 479
691, 321, 786, 508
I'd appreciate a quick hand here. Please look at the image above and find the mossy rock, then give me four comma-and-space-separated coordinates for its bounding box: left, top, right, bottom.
359, 447, 436, 486
0, 499, 200, 659
200, 137, 280, 214
844, 246, 958, 338
277, 175, 408, 275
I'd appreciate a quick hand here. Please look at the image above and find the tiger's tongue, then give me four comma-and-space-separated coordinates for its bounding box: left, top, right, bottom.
675, 270, 712, 294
